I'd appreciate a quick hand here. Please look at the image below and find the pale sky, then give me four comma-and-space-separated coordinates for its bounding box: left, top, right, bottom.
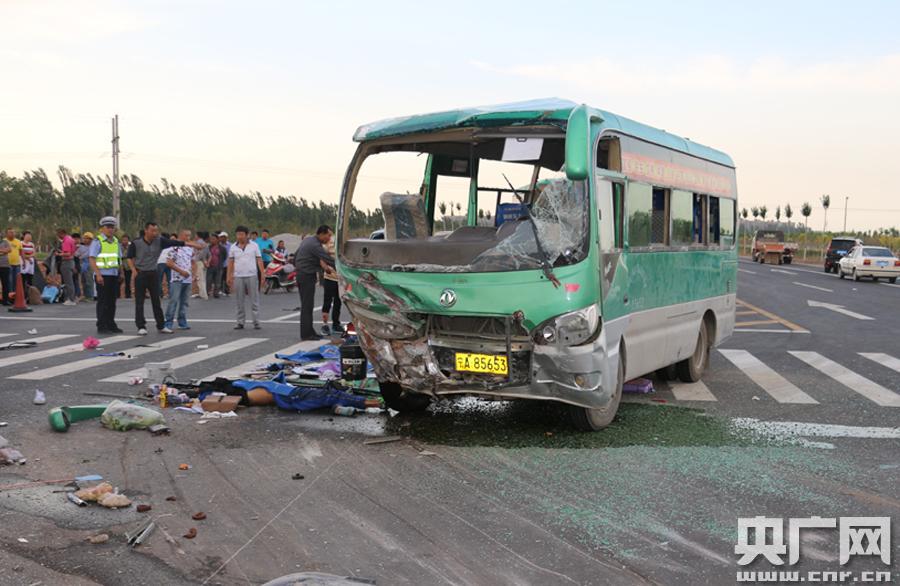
2, 0, 899, 231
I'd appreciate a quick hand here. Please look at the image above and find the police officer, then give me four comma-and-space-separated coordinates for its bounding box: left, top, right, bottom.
88, 216, 124, 334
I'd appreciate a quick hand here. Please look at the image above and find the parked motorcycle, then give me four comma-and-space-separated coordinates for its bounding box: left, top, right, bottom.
264, 253, 297, 294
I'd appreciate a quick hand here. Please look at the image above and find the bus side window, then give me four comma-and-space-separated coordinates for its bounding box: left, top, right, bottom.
720, 199, 735, 247
626, 182, 652, 248
651, 188, 668, 245
708, 196, 720, 245
613, 183, 624, 248
692, 193, 705, 243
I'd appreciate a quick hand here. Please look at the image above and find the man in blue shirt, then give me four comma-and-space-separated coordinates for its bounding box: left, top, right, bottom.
88, 216, 124, 334
255, 229, 275, 265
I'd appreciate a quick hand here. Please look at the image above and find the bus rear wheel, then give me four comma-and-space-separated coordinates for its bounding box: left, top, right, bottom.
378, 381, 431, 413
569, 356, 623, 431
676, 323, 709, 383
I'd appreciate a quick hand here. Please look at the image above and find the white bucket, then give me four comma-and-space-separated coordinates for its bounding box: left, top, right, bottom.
145, 362, 175, 384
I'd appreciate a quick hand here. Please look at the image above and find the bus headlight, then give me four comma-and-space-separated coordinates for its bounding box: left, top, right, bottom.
533, 304, 601, 347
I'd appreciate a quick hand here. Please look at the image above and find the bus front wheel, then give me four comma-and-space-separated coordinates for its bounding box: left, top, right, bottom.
677, 323, 709, 383
569, 356, 623, 431
378, 381, 431, 413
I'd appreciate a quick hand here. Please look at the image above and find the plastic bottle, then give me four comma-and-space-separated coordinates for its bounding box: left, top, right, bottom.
362, 407, 383, 415
159, 385, 168, 408
333, 405, 356, 417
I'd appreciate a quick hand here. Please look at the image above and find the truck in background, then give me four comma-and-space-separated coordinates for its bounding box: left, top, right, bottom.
751, 230, 793, 264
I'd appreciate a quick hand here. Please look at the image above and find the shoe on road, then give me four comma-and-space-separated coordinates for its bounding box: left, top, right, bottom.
321, 325, 331, 336
301, 335, 323, 341
160, 327, 174, 334
110, 327, 124, 333
137, 328, 148, 336
234, 324, 244, 330
253, 324, 261, 330
178, 326, 191, 330
63, 300, 77, 306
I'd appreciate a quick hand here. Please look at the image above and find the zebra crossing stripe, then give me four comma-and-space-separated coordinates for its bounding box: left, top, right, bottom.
4, 334, 78, 345
101, 338, 268, 383
10, 337, 205, 380
670, 380, 717, 401
0, 336, 138, 370
202, 340, 323, 381
858, 352, 900, 375
789, 351, 900, 407
718, 349, 818, 404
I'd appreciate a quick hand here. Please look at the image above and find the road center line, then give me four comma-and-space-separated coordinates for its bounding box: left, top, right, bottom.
738, 268, 756, 274
793, 282, 833, 293
734, 299, 809, 332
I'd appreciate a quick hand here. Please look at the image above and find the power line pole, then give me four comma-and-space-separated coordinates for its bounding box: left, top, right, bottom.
843, 196, 849, 232
111, 114, 121, 222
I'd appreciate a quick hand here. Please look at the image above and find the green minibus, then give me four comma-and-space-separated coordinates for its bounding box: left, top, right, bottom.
337, 99, 737, 430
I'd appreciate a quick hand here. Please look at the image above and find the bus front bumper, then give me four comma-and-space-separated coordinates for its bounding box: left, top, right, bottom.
357, 326, 619, 411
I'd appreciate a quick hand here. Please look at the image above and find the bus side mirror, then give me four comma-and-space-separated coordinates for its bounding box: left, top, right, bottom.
565, 105, 603, 181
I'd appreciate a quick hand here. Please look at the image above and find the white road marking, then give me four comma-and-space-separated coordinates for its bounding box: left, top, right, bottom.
718, 349, 817, 404
0, 333, 14, 339
0, 336, 137, 369
858, 352, 900, 375
202, 339, 323, 381
0, 316, 300, 324
806, 300, 873, 320
733, 329, 810, 334
2, 334, 77, 345
738, 268, 756, 274
793, 282, 832, 293
670, 380, 717, 401
101, 338, 267, 382
789, 351, 900, 407
11, 336, 204, 380
269, 306, 321, 323
770, 268, 798, 275
732, 418, 900, 439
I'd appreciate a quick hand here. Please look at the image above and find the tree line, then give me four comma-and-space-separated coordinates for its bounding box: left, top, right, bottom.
0, 166, 384, 246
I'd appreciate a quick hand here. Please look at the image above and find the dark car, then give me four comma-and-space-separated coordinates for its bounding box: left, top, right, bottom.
824, 236, 862, 273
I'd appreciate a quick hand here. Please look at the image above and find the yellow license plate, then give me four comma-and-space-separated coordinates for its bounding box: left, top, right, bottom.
454, 352, 508, 375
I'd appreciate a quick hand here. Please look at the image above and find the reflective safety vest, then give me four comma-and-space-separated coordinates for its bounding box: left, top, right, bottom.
96, 236, 120, 270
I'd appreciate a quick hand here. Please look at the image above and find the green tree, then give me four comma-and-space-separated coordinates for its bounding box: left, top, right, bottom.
775, 205, 781, 223
801, 202, 812, 230
820, 194, 831, 232
759, 205, 768, 220
741, 208, 748, 219
751, 206, 759, 220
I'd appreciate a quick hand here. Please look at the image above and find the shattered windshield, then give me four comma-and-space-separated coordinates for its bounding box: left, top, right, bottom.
339, 136, 590, 273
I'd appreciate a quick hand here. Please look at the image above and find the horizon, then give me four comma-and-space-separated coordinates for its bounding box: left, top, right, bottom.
2, 0, 899, 231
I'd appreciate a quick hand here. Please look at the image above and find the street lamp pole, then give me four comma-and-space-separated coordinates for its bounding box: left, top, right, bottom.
843, 196, 848, 232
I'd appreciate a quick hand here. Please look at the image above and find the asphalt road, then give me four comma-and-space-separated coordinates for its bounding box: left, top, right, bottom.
0, 263, 898, 585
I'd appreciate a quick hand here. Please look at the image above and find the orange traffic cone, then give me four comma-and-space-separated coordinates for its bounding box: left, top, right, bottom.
8, 272, 32, 313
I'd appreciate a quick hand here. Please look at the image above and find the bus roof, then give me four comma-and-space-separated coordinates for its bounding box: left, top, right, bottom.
353, 98, 735, 168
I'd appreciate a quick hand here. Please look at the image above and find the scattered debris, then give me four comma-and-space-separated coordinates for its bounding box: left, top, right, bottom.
67, 493, 88, 507
183, 527, 197, 539
82, 391, 152, 402
178, 464, 191, 471
27, 328, 37, 335
196, 344, 209, 349
128, 377, 145, 386
291, 473, 305, 480
82, 337, 100, 350
87, 534, 109, 544
148, 424, 171, 435
136, 504, 152, 513
0, 422, 7, 427
33, 390, 46, 405
98, 492, 132, 508
100, 400, 166, 431
200, 410, 237, 419
363, 436, 403, 446
17, 537, 28, 543
48, 404, 108, 432
200, 394, 241, 413
0, 447, 27, 465
166, 496, 177, 501
127, 520, 155, 547
418, 450, 437, 457
623, 378, 655, 394
74, 482, 114, 502
333, 405, 356, 417
191, 512, 207, 521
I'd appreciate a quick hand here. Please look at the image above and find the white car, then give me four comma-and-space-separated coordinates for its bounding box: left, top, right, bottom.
838, 246, 900, 283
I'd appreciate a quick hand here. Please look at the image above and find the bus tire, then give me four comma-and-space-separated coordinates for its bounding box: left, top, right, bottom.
378, 381, 431, 413
676, 322, 709, 383
569, 356, 623, 431
890, 277, 897, 284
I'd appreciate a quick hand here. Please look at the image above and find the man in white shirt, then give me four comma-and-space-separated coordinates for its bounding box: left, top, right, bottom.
226, 225, 265, 329
161, 229, 195, 333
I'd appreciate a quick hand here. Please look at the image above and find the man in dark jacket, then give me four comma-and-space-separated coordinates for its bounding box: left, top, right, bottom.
294, 225, 335, 340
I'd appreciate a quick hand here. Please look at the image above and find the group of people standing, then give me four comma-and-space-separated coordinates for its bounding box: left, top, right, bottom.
5, 217, 344, 343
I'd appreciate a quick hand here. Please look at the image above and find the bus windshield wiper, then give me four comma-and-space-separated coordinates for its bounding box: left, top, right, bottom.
502, 173, 561, 288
